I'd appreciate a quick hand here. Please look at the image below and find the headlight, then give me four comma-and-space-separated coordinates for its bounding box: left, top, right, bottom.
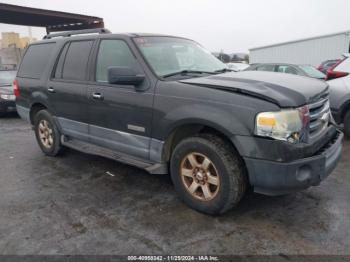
255, 106, 309, 143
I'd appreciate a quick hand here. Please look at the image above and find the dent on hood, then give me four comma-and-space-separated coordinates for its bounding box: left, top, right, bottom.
180, 72, 329, 108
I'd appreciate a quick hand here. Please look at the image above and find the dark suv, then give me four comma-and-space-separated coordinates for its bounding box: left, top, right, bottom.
15, 29, 343, 215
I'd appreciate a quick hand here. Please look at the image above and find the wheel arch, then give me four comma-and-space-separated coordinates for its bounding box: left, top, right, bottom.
162, 120, 242, 163
29, 102, 48, 125
340, 100, 350, 122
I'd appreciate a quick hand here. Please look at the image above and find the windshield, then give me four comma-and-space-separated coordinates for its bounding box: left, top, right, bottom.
0, 70, 17, 86
134, 37, 226, 77
299, 65, 325, 79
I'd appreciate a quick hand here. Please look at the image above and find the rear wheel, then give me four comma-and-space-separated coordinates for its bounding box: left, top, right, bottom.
344, 110, 350, 137
34, 110, 63, 156
170, 134, 247, 215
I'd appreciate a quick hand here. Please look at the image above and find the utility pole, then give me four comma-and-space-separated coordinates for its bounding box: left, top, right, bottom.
220, 49, 224, 62
28, 26, 33, 42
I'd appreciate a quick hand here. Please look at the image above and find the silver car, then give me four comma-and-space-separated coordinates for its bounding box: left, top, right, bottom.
328, 54, 350, 137
245, 63, 326, 80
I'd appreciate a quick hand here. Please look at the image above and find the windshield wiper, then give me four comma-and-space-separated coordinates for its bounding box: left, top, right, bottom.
162, 70, 216, 78
214, 68, 235, 73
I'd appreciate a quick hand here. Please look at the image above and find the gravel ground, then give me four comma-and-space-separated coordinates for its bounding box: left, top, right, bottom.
0, 114, 349, 255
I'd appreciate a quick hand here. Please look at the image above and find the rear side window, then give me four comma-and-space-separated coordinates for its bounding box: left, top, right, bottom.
18, 43, 55, 79
325, 61, 337, 67
61, 40, 93, 81
256, 64, 275, 72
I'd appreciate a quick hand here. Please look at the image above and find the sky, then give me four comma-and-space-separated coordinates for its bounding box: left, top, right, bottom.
1, 0, 350, 53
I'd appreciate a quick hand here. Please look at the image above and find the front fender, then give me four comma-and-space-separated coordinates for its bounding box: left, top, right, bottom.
152, 80, 280, 160
162, 103, 253, 141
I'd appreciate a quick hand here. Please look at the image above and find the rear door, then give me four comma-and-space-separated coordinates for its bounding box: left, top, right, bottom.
48, 40, 94, 141
87, 38, 154, 160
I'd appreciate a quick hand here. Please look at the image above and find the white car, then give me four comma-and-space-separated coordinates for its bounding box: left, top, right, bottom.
226, 62, 249, 71
328, 53, 350, 137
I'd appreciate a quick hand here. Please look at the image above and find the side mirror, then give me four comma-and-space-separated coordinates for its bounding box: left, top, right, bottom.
107, 66, 145, 86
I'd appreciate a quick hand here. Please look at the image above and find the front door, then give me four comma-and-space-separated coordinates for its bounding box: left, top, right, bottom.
87, 39, 154, 160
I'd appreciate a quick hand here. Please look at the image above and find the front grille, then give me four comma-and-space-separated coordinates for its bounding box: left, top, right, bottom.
315, 129, 340, 155
308, 95, 330, 138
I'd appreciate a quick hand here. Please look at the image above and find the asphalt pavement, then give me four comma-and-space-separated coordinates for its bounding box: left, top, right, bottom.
0, 114, 349, 255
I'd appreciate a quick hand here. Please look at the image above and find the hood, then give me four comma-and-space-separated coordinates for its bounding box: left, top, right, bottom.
179, 71, 329, 107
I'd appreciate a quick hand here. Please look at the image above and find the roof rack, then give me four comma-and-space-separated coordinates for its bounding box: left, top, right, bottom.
43, 28, 111, 39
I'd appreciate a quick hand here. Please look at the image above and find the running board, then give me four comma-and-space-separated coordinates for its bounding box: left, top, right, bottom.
61, 136, 168, 174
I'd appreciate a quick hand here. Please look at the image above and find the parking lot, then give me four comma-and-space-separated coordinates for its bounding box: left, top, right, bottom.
0, 114, 349, 255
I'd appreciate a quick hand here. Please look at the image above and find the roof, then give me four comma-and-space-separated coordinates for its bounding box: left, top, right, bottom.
35, 30, 191, 43
0, 3, 104, 33
250, 30, 350, 51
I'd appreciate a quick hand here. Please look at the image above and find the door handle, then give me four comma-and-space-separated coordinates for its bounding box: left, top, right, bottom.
47, 87, 55, 93
92, 92, 104, 100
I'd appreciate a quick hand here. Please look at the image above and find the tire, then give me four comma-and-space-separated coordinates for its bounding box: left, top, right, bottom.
0, 108, 6, 117
34, 109, 63, 156
170, 134, 247, 215
344, 110, 350, 138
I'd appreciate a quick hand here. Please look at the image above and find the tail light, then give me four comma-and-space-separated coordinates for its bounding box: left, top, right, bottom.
326, 70, 349, 80
326, 58, 349, 80
13, 80, 20, 98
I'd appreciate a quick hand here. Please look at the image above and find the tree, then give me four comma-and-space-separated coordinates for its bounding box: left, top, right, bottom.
244, 54, 249, 63
231, 54, 239, 62
218, 50, 230, 63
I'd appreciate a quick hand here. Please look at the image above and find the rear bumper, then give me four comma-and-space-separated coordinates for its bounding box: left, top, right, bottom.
244, 130, 343, 196
0, 100, 16, 113
16, 105, 30, 122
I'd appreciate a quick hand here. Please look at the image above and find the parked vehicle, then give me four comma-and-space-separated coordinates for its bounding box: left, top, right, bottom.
226, 62, 249, 71
15, 29, 343, 215
327, 54, 350, 137
318, 59, 341, 74
245, 63, 326, 79
0, 70, 17, 116
0, 64, 17, 71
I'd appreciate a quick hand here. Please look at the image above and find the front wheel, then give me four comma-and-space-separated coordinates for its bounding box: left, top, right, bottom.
170, 134, 247, 215
34, 109, 63, 156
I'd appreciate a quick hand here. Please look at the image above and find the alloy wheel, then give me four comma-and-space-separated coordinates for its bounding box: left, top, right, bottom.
180, 152, 220, 201
38, 119, 54, 149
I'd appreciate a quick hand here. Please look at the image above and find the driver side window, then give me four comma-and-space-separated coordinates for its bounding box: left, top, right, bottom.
256, 64, 275, 72
277, 65, 298, 75
96, 40, 137, 82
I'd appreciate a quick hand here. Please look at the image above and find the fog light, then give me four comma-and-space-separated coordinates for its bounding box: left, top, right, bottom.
296, 165, 311, 182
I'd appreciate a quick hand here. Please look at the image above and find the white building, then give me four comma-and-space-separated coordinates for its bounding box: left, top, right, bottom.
249, 30, 350, 66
